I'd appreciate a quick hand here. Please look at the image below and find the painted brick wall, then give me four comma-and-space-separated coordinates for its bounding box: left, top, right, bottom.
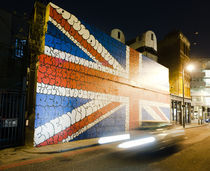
33, 2, 170, 147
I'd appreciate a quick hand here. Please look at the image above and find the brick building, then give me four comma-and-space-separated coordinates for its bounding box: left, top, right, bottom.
158, 31, 191, 125
26, 2, 171, 147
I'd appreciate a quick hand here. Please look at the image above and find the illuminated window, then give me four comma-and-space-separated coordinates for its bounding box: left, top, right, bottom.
204, 70, 210, 77
15, 39, 26, 58
204, 97, 210, 104
204, 78, 210, 86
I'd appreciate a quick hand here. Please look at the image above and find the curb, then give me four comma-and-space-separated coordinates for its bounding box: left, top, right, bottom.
22, 143, 99, 154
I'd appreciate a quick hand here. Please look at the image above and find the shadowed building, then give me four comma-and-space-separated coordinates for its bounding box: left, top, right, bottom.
0, 9, 29, 149
0, 9, 29, 90
158, 31, 191, 125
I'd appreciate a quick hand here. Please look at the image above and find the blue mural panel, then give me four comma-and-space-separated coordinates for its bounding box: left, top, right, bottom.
45, 22, 94, 62
141, 108, 155, 121
74, 106, 126, 140
82, 20, 127, 69
160, 107, 170, 119
35, 93, 90, 128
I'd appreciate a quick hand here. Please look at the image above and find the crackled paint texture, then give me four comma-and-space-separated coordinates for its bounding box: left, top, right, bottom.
34, 2, 170, 147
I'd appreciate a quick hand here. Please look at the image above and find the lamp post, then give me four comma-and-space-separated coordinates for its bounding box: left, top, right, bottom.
182, 66, 185, 128
182, 64, 194, 128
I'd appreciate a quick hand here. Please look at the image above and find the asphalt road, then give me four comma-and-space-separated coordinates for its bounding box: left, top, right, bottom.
2, 124, 210, 171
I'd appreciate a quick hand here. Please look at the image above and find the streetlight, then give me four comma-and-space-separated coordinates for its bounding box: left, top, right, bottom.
182, 63, 195, 128
186, 64, 195, 72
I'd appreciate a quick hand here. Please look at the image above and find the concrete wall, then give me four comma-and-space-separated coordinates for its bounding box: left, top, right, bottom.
126, 31, 158, 61
110, 29, 125, 44
33, 2, 170, 147
129, 31, 157, 51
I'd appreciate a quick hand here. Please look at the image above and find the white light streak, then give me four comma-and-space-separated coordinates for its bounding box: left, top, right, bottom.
118, 136, 155, 149
98, 134, 130, 144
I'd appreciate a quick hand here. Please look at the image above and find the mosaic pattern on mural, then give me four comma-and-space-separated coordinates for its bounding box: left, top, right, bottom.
34, 2, 170, 147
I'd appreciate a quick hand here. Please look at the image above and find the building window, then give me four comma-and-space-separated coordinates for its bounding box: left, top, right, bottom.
118, 31, 121, 39
15, 39, 26, 58
151, 33, 154, 40
183, 43, 189, 56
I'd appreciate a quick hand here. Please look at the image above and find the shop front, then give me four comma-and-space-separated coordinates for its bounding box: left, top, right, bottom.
171, 95, 191, 125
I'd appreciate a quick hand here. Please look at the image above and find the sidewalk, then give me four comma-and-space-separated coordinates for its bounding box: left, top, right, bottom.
185, 122, 208, 129
0, 137, 100, 168
0, 123, 208, 167
23, 137, 100, 154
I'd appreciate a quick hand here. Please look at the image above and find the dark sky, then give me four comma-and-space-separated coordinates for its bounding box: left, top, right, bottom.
2, 0, 210, 58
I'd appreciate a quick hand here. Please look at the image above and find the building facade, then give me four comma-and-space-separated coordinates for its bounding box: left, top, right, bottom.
158, 31, 191, 125
26, 2, 171, 147
110, 28, 125, 44
0, 9, 29, 90
190, 58, 210, 123
126, 30, 158, 61
0, 9, 29, 149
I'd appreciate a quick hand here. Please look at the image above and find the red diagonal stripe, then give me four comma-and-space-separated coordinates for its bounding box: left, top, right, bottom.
49, 6, 113, 69
38, 54, 119, 81
151, 106, 167, 121
37, 54, 122, 95
36, 102, 121, 147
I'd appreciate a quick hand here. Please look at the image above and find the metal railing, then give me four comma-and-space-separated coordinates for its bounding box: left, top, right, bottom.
0, 90, 26, 149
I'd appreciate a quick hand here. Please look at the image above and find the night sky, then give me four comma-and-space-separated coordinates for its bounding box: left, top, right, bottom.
2, 0, 210, 58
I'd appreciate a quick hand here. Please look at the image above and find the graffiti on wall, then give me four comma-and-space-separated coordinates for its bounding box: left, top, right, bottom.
34, 2, 170, 147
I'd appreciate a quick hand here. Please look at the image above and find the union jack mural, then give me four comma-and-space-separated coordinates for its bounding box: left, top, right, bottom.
34, 2, 170, 147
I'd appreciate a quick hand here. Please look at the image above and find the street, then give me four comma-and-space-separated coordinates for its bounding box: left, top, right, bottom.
1, 124, 210, 171
0, 1, 210, 171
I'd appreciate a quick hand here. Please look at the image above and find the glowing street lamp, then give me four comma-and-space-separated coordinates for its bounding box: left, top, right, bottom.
186, 64, 195, 72
182, 63, 195, 128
